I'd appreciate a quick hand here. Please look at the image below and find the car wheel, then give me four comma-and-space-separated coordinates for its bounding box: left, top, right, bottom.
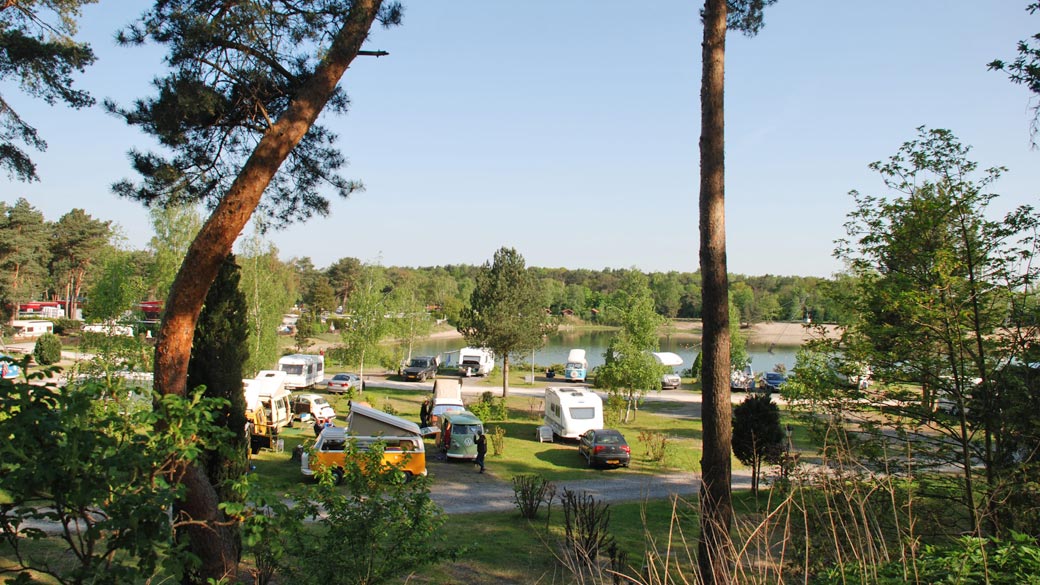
332, 468, 345, 486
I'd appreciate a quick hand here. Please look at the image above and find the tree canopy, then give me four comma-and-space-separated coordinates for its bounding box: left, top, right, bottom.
458, 247, 557, 397
0, 0, 96, 182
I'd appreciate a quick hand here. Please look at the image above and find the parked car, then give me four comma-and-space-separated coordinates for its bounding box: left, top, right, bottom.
661, 373, 681, 390
326, 372, 361, 394
402, 356, 438, 382
577, 428, 631, 468
760, 371, 787, 393
291, 393, 336, 424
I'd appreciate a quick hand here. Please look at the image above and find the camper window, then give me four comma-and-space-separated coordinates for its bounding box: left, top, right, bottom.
323, 439, 346, 451
569, 407, 597, 420
452, 423, 482, 435
282, 364, 304, 375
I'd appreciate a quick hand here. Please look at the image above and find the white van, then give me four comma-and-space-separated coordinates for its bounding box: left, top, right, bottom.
543, 387, 604, 440
277, 353, 325, 389
564, 349, 588, 383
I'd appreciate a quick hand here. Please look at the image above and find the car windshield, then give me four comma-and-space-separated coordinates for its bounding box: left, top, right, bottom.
333, 374, 350, 381
596, 432, 623, 445
409, 358, 429, 367
314, 397, 330, 406
566, 362, 583, 369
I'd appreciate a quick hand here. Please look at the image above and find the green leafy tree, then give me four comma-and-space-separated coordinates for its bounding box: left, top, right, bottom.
0, 376, 233, 583
83, 248, 147, 323
697, 0, 776, 580
822, 127, 1040, 535
147, 203, 201, 302
339, 263, 395, 381
392, 281, 433, 363
457, 247, 557, 397
240, 230, 296, 377
0, 0, 96, 182
595, 270, 666, 421
732, 394, 786, 496
264, 442, 451, 585
0, 198, 50, 321
729, 281, 755, 327
989, 3, 1040, 143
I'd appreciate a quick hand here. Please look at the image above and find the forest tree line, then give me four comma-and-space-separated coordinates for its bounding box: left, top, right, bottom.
0, 197, 851, 336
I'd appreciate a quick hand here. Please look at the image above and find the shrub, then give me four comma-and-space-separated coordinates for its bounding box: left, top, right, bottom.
51, 318, 81, 335
814, 532, 1040, 585
637, 429, 669, 462
512, 474, 555, 519
604, 393, 626, 427
560, 489, 614, 566
489, 425, 506, 456
33, 332, 63, 365
469, 391, 507, 422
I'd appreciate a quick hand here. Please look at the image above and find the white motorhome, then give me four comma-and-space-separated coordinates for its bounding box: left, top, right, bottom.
277, 353, 325, 389
564, 349, 588, 383
543, 387, 604, 440
457, 347, 494, 377
244, 370, 293, 453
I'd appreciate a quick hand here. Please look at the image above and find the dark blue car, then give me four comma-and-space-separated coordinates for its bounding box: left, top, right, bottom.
761, 371, 786, 393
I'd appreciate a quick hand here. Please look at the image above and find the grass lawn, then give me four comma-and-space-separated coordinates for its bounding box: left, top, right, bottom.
248, 384, 710, 491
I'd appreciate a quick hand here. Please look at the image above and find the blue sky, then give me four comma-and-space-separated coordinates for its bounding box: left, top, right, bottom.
4, 1, 1038, 277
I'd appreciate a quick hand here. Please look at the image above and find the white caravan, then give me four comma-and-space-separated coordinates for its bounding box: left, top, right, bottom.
543, 387, 604, 440
277, 353, 325, 389
457, 347, 494, 377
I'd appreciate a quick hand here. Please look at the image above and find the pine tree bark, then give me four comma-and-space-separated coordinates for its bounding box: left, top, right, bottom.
151, 2, 384, 580
698, 0, 735, 582
502, 354, 510, 398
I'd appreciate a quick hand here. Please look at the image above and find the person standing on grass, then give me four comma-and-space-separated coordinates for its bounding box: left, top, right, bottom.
474, 431, 487, 473
420, 398, 431, 428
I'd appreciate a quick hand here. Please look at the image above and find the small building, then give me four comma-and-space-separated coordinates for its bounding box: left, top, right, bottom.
11, 320, 54, 338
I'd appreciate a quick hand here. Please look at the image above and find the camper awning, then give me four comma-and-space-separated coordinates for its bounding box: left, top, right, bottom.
651, 352, 684, 367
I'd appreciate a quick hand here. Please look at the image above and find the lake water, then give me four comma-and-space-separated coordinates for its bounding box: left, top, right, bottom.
408, 330, 798, 375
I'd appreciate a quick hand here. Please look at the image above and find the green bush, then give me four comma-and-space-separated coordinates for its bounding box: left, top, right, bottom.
33, 332, 63, 365
813, 532, 1040, 585
51, 318, 81, 335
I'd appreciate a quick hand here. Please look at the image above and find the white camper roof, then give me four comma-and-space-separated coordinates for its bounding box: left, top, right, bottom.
566, 349, 587, 363
432, 378, 463, 401
348, 402, 422, 437
651, 352, 684, 367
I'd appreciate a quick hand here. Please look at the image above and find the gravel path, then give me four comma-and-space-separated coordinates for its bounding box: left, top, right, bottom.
429, 467, 754, 515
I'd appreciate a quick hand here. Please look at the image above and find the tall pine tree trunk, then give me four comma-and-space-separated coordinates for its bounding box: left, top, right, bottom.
152, 3, 384, 580
502, 354, 510, 397
698, 0, 735, 582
